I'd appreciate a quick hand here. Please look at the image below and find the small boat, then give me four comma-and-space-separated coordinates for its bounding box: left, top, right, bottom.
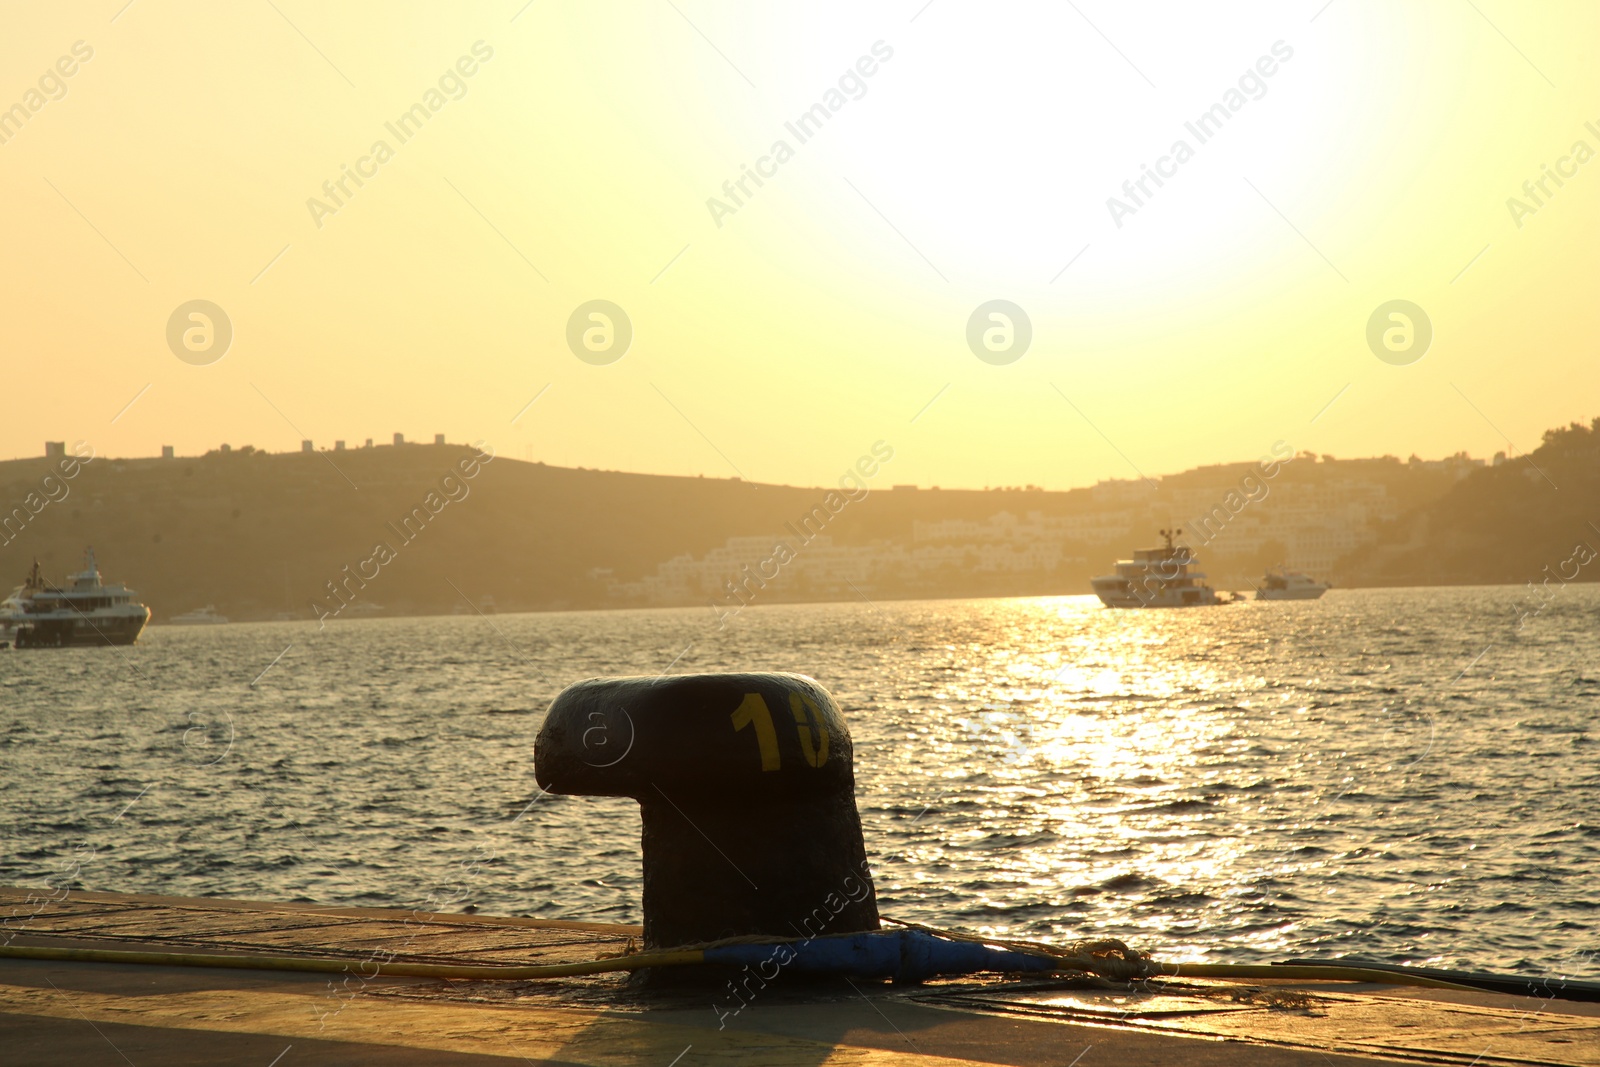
1090, 528, 1231, 608
168, 605, 229, 625
1255, 567, 1331, 601
1, 549, 151, 648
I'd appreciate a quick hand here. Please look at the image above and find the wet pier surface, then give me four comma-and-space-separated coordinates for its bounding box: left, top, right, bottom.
3, 887, 1598, 1065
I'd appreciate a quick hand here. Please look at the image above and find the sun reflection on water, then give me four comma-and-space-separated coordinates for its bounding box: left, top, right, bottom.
849, 590, 1598, 972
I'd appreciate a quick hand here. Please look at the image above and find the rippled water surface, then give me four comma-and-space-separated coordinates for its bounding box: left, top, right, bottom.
3, 588, 1597, 977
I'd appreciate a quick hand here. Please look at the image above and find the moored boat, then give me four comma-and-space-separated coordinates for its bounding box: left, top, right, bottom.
1, 549, 151, 648
1256, 567, 1331, 600
1090, 528, 1234, 608
168, 605, 229, 625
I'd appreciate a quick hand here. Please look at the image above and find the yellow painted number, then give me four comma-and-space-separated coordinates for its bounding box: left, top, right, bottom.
730, 691, 830, 771
730, 693, 781, 772
789, 692, 830, 768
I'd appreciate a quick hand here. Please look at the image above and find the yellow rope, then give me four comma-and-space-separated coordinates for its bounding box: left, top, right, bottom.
0, 943, 702, 980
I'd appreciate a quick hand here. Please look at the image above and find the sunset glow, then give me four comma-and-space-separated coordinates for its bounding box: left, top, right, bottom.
4, 2, 1595, 489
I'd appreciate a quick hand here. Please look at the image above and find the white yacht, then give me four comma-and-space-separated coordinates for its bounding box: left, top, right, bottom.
1, 550, 151, 648
168, 605, 229, 625
1255, 567, 1331, 600
1091, 528, 1235, 608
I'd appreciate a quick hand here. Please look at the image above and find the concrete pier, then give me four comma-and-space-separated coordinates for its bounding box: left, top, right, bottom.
3, 887, 1597, 1065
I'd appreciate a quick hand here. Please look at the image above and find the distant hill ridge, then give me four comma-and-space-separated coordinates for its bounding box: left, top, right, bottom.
0, 425, 1591, 621
1341, 418, 1600, 588
0, 442, 1081, 620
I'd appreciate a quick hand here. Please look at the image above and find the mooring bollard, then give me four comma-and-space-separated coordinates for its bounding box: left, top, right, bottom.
534, 672, 880, 949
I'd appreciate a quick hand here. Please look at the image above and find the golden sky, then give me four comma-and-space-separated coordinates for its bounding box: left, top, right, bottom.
3, 1, 1596, 490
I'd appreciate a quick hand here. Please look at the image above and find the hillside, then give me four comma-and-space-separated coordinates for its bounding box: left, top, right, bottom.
0, 442, 1114, 621
3, 428, 1581, 622
1340, 419, 1600, 587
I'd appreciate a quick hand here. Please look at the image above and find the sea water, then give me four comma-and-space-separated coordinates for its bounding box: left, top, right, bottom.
2, 587, 1596, 976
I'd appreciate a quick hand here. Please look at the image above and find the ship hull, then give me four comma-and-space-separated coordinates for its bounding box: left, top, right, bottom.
1091, 579, 1222, 608
11, 611, 149, 648
1256, 587, 1328, 601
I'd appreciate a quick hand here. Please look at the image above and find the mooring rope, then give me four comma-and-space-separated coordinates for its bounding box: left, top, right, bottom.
0, 919, 1478, 991
877, 916, 1154, 980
